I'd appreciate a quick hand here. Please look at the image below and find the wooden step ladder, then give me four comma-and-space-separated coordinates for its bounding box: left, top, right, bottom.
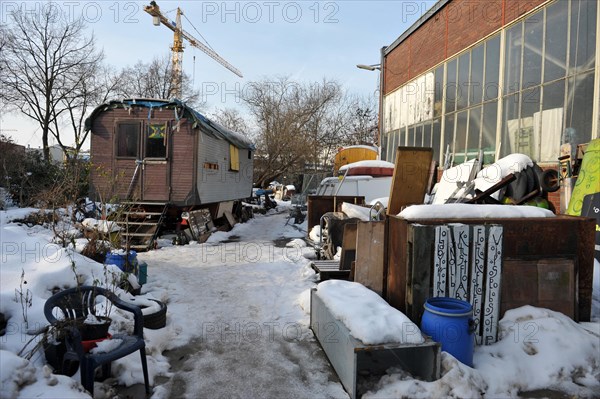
117, 202, 169, 251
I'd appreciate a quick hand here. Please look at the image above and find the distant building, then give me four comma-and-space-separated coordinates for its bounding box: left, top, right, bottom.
380, 0, 599, 166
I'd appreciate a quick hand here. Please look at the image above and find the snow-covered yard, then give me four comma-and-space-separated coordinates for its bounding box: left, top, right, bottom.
1, 205, 599, 398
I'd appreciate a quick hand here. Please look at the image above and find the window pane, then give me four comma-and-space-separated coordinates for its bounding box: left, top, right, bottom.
117, 123, 139, 157
540, 80, 566, 161
408, 126, 415, 146
146, 123, 167, 158
415, 125, 423, 147
444, 113, 456, 159
455, 110, 468, 163
482, 101, 498, 164
446, 59, 457, 113
544, 0, 569, 82
399, 128, 406, 147
504, 22, 523, 94
457, 52, 470, 110
485, 35, 501, 101
432, 118, 442, 164
470, 44, 484, 106
519, 88, 540, 159
434, 66, 444, 118
501, 93, 520, 156
467, 106, 482, 158
566, 71, 595, 146
570, 0, 597, 72
522, 10, 544, 89
542, 79, 566, 111
423, 123, 432, 148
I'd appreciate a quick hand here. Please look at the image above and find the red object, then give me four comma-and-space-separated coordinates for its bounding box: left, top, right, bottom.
81, 333, 112, 353
345, 166, 394, 177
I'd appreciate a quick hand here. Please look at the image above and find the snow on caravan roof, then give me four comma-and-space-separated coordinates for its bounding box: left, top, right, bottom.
338, 160, 395, 171
85, 98, 255, 150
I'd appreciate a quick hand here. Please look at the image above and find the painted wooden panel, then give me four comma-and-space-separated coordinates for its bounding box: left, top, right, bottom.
482, 225, 503, 345
433, 226, 448, 297
469, 225, 486, 345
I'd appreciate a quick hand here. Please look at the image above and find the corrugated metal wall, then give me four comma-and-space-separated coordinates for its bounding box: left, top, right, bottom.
196, 131, 253, 204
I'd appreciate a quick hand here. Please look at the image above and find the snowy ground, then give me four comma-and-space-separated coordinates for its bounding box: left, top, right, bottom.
1, 204, 599, 398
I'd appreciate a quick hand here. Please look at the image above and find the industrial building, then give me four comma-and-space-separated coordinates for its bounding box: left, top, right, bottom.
380, 0, 599, 167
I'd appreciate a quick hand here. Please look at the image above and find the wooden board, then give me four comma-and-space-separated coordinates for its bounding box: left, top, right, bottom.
340, 224, 358, 271
385, 215, 595, 321
406, 225, 435, 322
387, 147, 433, 215
354, 221, 386, 295
502, 258, 575, 319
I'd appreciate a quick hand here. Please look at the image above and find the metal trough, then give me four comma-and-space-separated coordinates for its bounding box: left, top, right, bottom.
310, 288, 441, 398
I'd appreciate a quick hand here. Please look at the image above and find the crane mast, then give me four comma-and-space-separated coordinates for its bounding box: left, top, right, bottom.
144, 1, 243, 99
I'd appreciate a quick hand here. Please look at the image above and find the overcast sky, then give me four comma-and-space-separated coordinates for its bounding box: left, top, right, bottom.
0, 0, 435, 149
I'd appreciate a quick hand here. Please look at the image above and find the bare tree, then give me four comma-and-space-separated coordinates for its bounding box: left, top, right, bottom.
210, 108, 250, 133
0, 8, 103, 161
116, 54, 202, 107
242, 77, 342, 187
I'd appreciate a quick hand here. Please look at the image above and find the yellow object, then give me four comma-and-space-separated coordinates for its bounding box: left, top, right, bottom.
567, 139, 600, 216
334, 146, 378, 173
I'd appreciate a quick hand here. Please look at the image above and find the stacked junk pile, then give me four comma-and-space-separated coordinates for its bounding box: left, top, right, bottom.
307, 142, 599, 398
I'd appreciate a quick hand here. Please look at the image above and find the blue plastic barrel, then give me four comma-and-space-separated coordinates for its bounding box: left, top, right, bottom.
105, 251, 137, 273
421, 297, 475, 367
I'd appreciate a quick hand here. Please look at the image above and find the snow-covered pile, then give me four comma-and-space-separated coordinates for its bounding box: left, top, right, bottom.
474, 153, 534, 197
316, 280, 424, 345
399, 204, 555, 220
365, 306, 600, 398
341, 202, 372, 221
81, 218, 121, 233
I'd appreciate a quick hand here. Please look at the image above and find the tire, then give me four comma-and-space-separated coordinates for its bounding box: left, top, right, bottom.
141, 299, 167, 329
540, 169, 560, 193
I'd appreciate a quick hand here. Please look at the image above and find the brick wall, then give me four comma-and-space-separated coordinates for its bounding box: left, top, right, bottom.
384, 0, 549, 95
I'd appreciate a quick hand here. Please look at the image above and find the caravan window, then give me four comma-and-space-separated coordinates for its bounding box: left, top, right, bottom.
145, 123, 167, 158
116, 122, 139, 158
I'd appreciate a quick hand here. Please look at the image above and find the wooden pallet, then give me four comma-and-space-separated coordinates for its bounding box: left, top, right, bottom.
310, 260, 350, 281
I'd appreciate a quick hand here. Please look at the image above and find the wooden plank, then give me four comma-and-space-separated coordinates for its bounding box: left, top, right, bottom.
482, 225, 503, 345
433, 226, 449, 297
469, 225, 486, 345
385, 217, 409, 312
387, 147, 433, 215
354, 221, 386, 295
340, 223, 358, 271
406, 225, 435, 322
466, 174, 516, 204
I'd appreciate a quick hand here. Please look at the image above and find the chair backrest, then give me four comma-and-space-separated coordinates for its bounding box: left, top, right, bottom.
44, 286, 112, 324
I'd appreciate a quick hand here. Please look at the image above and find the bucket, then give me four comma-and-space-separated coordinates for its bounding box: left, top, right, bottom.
105, 251, 137, 273
421, 297, 475, 367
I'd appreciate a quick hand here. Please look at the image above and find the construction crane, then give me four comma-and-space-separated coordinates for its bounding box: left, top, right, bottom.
144, 1, 243, 99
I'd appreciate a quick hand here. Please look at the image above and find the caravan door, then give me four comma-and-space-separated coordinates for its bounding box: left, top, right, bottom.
141, 121, 171, 201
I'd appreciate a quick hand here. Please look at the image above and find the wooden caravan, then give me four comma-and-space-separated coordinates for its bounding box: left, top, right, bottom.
86, 99, 254, 207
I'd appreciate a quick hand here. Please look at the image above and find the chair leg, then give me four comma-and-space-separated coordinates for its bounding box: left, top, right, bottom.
80, 361, 96, 396
101, 362, 111, 381
140, 347, 151, 396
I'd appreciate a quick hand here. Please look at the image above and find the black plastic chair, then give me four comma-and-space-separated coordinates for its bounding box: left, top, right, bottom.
44, 286, 150, 396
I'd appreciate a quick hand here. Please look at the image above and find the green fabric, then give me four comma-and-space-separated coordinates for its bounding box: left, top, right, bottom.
567, 139, 600, 216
